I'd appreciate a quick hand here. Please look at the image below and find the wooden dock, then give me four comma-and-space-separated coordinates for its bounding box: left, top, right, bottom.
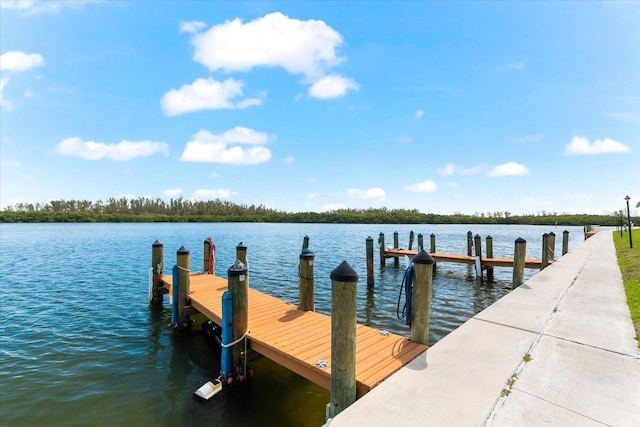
161, 273, 427, 398
384, 248, 548, 269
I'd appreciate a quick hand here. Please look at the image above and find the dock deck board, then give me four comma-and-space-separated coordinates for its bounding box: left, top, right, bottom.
384, 249, 548, 269
162, 274, 426, 398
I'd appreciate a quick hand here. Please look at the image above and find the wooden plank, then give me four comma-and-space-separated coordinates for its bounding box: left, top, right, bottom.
383, 249, 547, 269
160, 273, 428, 399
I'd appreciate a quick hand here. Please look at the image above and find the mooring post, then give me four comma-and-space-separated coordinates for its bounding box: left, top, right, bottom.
467, 231, 473, 256
177, 246, 191, 326
150, 240, 164, 305
430, 233, 436, 253
328, 261, 358, 419
474, 234, 483, 282
366, 236, 374, 287
486, 235, 494, 282
203, 237, 215, 274
541, 233, 549, 270
378, 232, 385, 267
562, 230, 569, 256
393, 231, 399, 267
513, 238, 526, 288
302, 235, 310, 250
411, 250, 434, 345
228, 260, 248, 368
548, 232, 556, 262
408, 230, 414, 250
417, 233, 424, 251
236, 241, 248, 287
299, 248, 315, 311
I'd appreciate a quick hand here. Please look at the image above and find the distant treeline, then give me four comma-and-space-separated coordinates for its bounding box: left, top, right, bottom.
0, 197, 635, 226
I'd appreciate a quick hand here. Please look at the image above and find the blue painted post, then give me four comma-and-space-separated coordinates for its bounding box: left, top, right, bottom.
221, 290, 233, 380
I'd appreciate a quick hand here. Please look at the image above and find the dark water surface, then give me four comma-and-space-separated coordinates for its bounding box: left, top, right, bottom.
0, 223, 586, 426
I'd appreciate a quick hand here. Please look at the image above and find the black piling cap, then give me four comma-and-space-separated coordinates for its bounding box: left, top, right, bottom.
515, 237, 526, 244
549, 232, 555, 237
413, 250, 435, 265
330, 261, 358, 282
474, 234, 481, 239
486, 235, 492, 240
543, 233, 549, 237
563, 230, 569, 234
152, 240, 163, 247
228, 260, 248, 276
177, 245, 189, 255
300, 248, 315, 259
430, 233, 435, 237
418, 233, 423, 237
236, 241, 247, 250
366, 236, 373, 242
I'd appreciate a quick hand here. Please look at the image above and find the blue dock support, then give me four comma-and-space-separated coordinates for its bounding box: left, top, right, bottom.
221, 290, 233, 379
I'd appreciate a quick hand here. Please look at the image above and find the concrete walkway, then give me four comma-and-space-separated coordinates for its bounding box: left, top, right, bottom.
326, 231, 640, 426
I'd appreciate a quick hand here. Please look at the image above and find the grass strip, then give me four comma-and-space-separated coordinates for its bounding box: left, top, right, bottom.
613, 230, 640, 347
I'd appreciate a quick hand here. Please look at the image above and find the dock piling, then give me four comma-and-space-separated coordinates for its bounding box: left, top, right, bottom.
366, 236, 374, 287
562, 230, 569, 255
302, 235, 309, 250
430, 233, 436, 253
417, 233, 424, 251
467, 231, 473, 256
486, 235, 494, 282
393, 231, 399, 267
411, 250, 434, 346
513, 238, 526, 288
378, 232, 385, 267
299, 248, 315, 311
329, 261, 358, 419
176, 246, 191, 326
150, 240, 164, 305
203, 237, 215, 274
541, 233, 550, 270
474, 234, 482, 282
408, 231, 414, 250
548, 232, 556, 262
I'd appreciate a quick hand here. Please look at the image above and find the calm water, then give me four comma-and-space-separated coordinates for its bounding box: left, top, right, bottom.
0, 223, 586, 426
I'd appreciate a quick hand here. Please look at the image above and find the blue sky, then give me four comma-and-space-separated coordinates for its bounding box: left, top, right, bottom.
1, 0, 638, 215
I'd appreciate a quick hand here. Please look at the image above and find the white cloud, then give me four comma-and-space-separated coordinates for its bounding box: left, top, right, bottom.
190, 12, 344, 81
497, 62, 525, 71
308, 74, 359, 99
322, 203, 347, 211
179, 21, 207, 34
1, 0, 101, 14
395, 135, 413, 144
512, 134, 542, 143
180, 127, 272, 164
0, 51, 44, 72
347, 187, 386, 201
0, 78, 13, 110
54, 137, 169, 161
605, 112, 640, 124
565, 136, 630, 155
284, 156, 295, 164
404, 180, 437, 193
306, 193, 317, 200
161, 77, 263, 116
438, 163, 485, 176
415, 110, 424, 120
566, 193, 592, 201
487, 162, 530, 177
209, 172, 220, 179
192, 188, 235, 200
163, 189, 183, 197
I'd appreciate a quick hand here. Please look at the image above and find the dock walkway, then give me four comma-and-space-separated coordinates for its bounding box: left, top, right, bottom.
328, 231, 640, 426
161, 274, 426, 398
384, 248, 547, 269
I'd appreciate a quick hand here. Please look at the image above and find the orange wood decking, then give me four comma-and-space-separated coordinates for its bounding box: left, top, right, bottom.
384, 248, 548, 269
162, 273, 426, 398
